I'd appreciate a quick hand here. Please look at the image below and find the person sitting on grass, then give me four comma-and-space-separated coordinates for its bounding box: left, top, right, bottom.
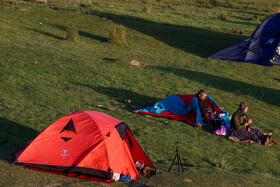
194, 89, 218, 129
230, 102, 271, 145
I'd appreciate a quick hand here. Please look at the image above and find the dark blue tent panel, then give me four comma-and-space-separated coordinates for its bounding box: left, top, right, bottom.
209, 13, 280, 66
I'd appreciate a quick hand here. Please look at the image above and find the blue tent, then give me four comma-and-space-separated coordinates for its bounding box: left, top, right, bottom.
209, 13, 280, 66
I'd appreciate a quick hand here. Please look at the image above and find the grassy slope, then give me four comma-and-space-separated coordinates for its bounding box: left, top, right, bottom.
0, 0, 280, 186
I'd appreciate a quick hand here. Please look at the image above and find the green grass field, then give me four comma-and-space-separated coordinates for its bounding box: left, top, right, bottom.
1, 0, 280, 186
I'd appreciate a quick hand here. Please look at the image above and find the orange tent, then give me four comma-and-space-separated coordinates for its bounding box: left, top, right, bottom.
14, 111, 157, 181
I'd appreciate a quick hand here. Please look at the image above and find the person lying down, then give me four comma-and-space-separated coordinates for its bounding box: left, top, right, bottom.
195, 89, 230, 134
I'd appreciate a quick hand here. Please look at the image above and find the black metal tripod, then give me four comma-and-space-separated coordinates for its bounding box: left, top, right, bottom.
168, 147, 184, 175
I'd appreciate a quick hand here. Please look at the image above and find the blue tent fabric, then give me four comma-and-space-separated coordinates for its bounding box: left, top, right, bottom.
138, 95, 188, 115
138, 95, 226, 127
187, 96, 205, 126
186, 96, 230, 129
209, 13, 280, 66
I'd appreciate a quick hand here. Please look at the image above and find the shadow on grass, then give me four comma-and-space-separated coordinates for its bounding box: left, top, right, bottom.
25, 28, 65, 40
88, 10, 248, 57
79, 30, 108, 42
129, 182, 150, 187
48, 24, 108, 42
71, 82, 159, 106
232, 10, 265, 17
152, 66, 280, 107
274, 78, 280, 82
25, 25, 107, 42
229, 15, 261, 26
102, 58, 120, 62
157, 158, 255, 176
225, 19, 258, 27
0, 117, 38, 163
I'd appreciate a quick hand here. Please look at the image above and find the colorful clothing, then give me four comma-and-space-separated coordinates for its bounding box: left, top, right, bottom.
230, 110, 266, 144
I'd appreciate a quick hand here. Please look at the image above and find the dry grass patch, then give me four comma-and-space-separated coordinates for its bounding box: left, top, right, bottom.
142, 6, 152, 14
108, 26, 126, 44
65, 26, 79, 41
216, 12, 227, 21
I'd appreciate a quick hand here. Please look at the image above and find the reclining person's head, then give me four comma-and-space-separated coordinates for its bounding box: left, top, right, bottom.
198, 89, 207, 101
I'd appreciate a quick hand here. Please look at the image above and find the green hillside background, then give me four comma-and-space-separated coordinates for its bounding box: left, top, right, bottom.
1, 0, 280, 186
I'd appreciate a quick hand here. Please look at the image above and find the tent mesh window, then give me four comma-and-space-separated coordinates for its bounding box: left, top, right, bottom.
270, 44, 280, 65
